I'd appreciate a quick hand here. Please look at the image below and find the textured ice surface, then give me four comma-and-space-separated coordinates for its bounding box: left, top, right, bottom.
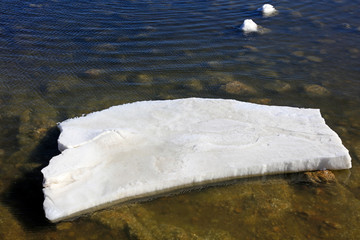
42, 98, 351, 222
258, 4, 277, 16
240, 19, 258, 32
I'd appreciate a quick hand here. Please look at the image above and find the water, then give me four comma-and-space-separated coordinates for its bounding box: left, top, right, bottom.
0, 0, 359, 239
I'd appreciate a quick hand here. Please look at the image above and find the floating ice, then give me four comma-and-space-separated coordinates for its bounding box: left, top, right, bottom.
258, 4, 277, 16
240, 19, 258, 32
42, 98, 351, 222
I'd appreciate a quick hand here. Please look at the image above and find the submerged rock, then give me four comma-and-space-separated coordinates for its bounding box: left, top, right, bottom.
220, 81, 257, 95
42, 98, 351, 222
304, 84, 331, 97
83, 69, 104, 78
292, 51, 304, 57
134, 73, 153, 84
249, 98, 271, 105
294, 170, 337, 185
307, 170, 336, 183
306, 56, 323, 63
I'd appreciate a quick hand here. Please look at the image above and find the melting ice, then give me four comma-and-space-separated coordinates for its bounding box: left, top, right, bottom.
258, 4, 277, 16
42, 98, 351, 222
240, 19, 258, 32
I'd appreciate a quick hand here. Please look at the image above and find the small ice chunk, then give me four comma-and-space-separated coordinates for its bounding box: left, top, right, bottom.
258, 4, 277, 16
240, 19, 258, 32
42, 98, 352, 222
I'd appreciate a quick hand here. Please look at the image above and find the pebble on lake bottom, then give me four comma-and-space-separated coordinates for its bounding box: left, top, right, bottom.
306, 56, 323, 63
134, 74, 153, 84
304, 84, 331, 97
348, 48, 359, 54
84, 69, 104, 78
292, 170, 336, 185
220, 81, 257, 95
249, 98, 271, 105
305, 170, 336, 184
292, 51, 304, 57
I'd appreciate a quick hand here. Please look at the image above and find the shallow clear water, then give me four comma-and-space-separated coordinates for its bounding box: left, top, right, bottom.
0, 0, 360, 239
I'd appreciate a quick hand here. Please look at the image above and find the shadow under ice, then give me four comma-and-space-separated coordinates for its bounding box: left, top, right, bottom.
1, 126, 60, 230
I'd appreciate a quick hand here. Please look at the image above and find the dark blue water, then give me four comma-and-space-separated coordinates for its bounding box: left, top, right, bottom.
0, 0, 360, 239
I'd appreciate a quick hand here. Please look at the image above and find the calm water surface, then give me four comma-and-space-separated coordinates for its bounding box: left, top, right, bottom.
0, 0, 360, 239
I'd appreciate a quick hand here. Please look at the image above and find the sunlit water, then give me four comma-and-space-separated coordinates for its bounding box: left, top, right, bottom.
0, 0, 359, 239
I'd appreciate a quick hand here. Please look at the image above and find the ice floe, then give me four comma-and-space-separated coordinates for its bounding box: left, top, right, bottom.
42, 98, 351, 222
240, 19, 258, 32
258, 4, 277, 16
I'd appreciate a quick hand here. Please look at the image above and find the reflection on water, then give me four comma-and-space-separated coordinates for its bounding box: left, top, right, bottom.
0, 0, 359, 239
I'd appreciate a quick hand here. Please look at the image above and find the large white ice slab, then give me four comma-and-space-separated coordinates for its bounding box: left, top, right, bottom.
42, 98, 351, 222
